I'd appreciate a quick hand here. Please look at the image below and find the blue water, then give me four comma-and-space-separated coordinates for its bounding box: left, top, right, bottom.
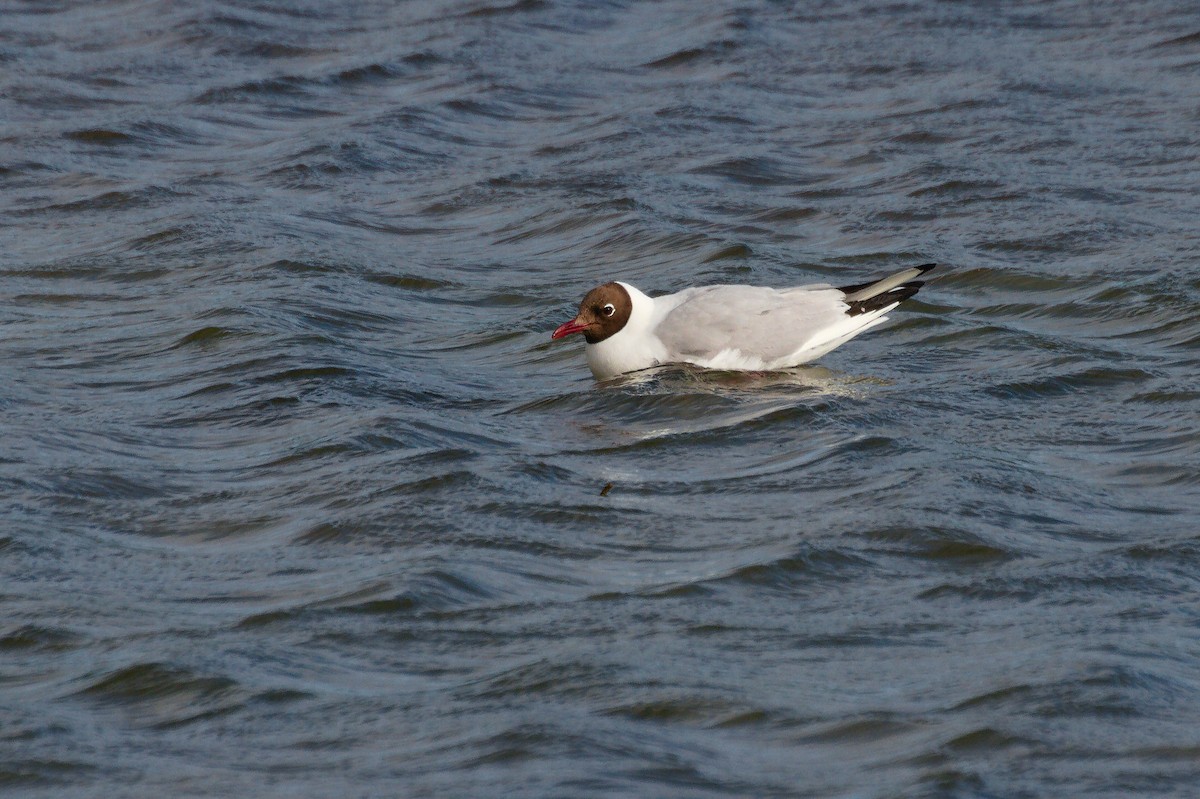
3, 1, 1200, 796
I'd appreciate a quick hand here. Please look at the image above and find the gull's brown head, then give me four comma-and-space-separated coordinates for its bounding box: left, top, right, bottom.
551, 282, 632, 344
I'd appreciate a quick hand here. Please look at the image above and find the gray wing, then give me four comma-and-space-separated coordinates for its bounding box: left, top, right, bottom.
654, 284, 850, 362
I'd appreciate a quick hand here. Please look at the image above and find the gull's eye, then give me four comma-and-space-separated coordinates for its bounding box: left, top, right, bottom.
602, 303, 615, 317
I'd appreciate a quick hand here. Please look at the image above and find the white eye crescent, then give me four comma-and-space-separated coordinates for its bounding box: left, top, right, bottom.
602, 303, 615, 317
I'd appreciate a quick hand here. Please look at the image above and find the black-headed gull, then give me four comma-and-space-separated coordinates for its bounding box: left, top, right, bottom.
552, 264, 937, 380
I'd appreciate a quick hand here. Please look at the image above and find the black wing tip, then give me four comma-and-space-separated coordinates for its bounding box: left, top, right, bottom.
835, 263, 940, 295
844, 280, 927, 317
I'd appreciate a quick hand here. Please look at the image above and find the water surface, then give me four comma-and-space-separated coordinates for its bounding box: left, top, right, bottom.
3, 1, 1200, 796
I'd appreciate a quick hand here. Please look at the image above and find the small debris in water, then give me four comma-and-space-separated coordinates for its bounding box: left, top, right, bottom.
600, 482, 613, 497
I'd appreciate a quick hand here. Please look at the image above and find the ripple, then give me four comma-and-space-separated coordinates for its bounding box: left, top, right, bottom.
689, 156, 800, 186
642, 39, 738, 70
170, 325, 241, 348
44, 468, 169, 501
462, 0, 547, 19
61, 128, 134, 144
0, 625, 83, 653
943, 727, 1032, 753
364, 273, 457, 290
75, 662, 245, 729
236, 567, 499, 628
797, 714, 918, 744
0, 759, 99, 789
984, 367, 1154, 400
907, 178, 1007, 199
1150, 31, 1200, 49
601, 695, 748, 725
458, 658, 613, 702
866, 526, 1018, 565
711, 547, 873, 592
1122, 536, 1200, 564
19, 186, 187, 215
